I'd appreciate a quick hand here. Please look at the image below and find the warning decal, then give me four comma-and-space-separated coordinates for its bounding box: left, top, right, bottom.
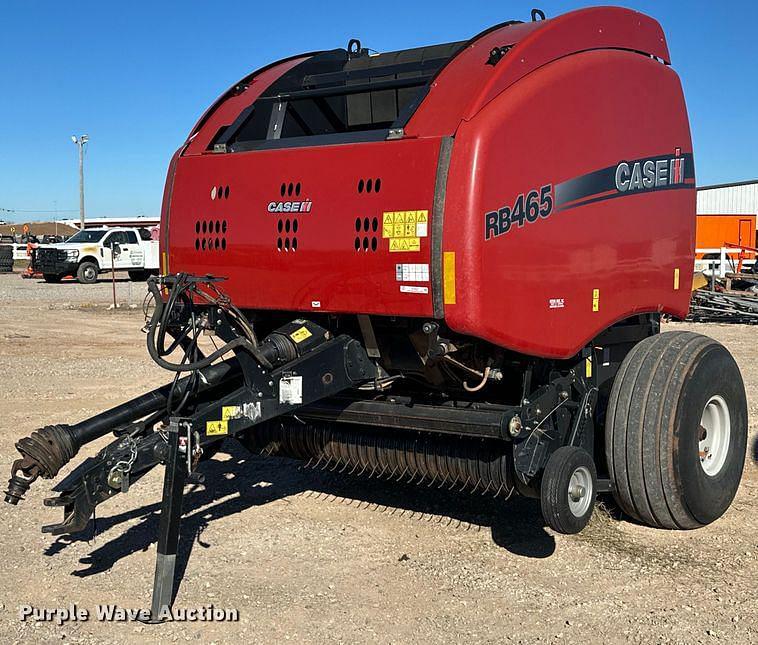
206, 420, 228, 436
222, 405, 241, 420
383, 210, 428, 253
290, 326, 312, 343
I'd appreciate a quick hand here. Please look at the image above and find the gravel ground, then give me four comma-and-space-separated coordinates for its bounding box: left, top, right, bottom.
0, 272, 756, 644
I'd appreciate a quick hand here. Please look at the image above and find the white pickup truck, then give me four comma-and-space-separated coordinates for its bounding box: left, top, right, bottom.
33, 227, 160, 284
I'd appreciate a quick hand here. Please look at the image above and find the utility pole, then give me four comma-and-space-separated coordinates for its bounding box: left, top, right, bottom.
71, 135, 89, 229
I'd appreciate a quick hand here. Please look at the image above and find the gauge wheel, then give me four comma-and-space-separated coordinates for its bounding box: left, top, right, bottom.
540, 446, 597, 534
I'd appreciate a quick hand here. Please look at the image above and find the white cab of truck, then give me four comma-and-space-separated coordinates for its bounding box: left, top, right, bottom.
35, 227, 160, 284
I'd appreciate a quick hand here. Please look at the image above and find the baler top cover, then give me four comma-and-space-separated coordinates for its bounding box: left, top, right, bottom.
164, 7, 694, 359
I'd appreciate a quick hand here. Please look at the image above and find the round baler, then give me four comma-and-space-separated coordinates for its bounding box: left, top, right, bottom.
5, 6, 748, 620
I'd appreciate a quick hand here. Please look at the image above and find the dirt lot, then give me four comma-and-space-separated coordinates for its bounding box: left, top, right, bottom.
0, 273, 755, 644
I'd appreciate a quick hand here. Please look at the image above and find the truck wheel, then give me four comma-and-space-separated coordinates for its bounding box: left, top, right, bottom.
128, 270, 149, 282
540, 446, 597, 534
77, 261, 99, 284
606, 331, 747, 529
43, 274, 62, 283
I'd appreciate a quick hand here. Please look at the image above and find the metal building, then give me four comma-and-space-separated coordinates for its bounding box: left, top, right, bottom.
697, 179, 758, 217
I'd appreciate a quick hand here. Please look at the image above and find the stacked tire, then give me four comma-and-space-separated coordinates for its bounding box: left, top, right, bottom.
0, 245, 14, 273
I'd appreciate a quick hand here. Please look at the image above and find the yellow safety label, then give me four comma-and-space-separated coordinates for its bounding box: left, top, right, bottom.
673, 268, 680, 290
383, 210, 429, 252
222, 406, 240, 420
592, 288, 600, 312
585, 357, 593, 378
390, 237, 420, 252
206, 420, 228, 436
290, 326, 313, 343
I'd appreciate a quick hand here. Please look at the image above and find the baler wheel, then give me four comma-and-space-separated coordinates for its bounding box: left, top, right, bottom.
540, 446, 597, 534
605, 331, 747, 529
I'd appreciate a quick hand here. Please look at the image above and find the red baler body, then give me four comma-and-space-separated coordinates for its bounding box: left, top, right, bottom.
163, 7, 695, 359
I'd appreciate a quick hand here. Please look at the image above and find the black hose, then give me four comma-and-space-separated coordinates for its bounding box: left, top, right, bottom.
145, 276, 257, 372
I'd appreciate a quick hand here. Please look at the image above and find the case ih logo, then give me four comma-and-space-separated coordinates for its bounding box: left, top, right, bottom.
267, 200, 313, 213
615, 148, 685, 193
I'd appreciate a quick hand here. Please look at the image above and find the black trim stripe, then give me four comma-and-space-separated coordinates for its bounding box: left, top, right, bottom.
555, 152, 694, 211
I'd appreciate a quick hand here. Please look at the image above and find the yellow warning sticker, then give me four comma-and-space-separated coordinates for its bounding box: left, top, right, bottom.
673, 268, 680, 290
290, 326, 313, 343
382, 210, 429, 252
390, 238, 421, 252
206, 420, 228, 436
592, 288, 600, 312
222, 406, 241, 420
585, 357, 593, 378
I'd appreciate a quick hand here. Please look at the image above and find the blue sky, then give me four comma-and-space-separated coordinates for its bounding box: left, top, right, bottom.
1, 0, 756, 221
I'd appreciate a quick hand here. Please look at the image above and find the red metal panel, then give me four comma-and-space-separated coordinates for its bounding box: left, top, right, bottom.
407, 7, 669, 138
167, 137, 442, 316
442, 49, 694, 358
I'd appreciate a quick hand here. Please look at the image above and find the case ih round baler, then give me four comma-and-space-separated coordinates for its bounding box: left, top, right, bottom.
5, 7, 748, 619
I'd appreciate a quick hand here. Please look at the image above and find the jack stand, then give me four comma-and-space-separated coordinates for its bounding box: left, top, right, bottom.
145, 419, 190, 623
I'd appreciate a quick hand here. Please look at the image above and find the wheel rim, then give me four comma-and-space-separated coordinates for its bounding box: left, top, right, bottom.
699, 395, 731, 477
84, 267, 96, 281
567, 465, 592, 517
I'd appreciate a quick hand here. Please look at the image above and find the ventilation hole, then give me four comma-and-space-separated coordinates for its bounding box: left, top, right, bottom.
355, 217, 361, 232
195, 239, 200, 251
212, 238, 218, 250
202, 221, 207, 233
221, 238, 226, 250
214, 221, 219, 234
210, 186, 217, 200
288, 183, 294, 197
363, 217, 370, 232
363, 236, 369, 251
217, 185, 223, 198
277, 219, 283, 233
195, 221, 200, 234
207, 239, 212, 252
375, 178, 382, 193
224, 186, 230, 199
366, 178, 373, 193
280, 183, 286, 197
292, 237, 298, 251
222, 220, 228, 233
293, 219, 299, 233
202, 238, 207, 250
284, 237, 290, 251
277, 238, 283, 251
354, 237, 360, 251
295, 182, 301, 196
285, 219, 291, 233
371, 217, 378, 232
371, 237, 378, 251
358, 179, 364, 193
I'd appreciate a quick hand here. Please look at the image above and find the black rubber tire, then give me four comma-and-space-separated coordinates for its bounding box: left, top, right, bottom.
606, 331, 747, 529
128, 270, 149, 282
540, 446, 597, 534
77, 261, 99, 284
43, 273, 62, 283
